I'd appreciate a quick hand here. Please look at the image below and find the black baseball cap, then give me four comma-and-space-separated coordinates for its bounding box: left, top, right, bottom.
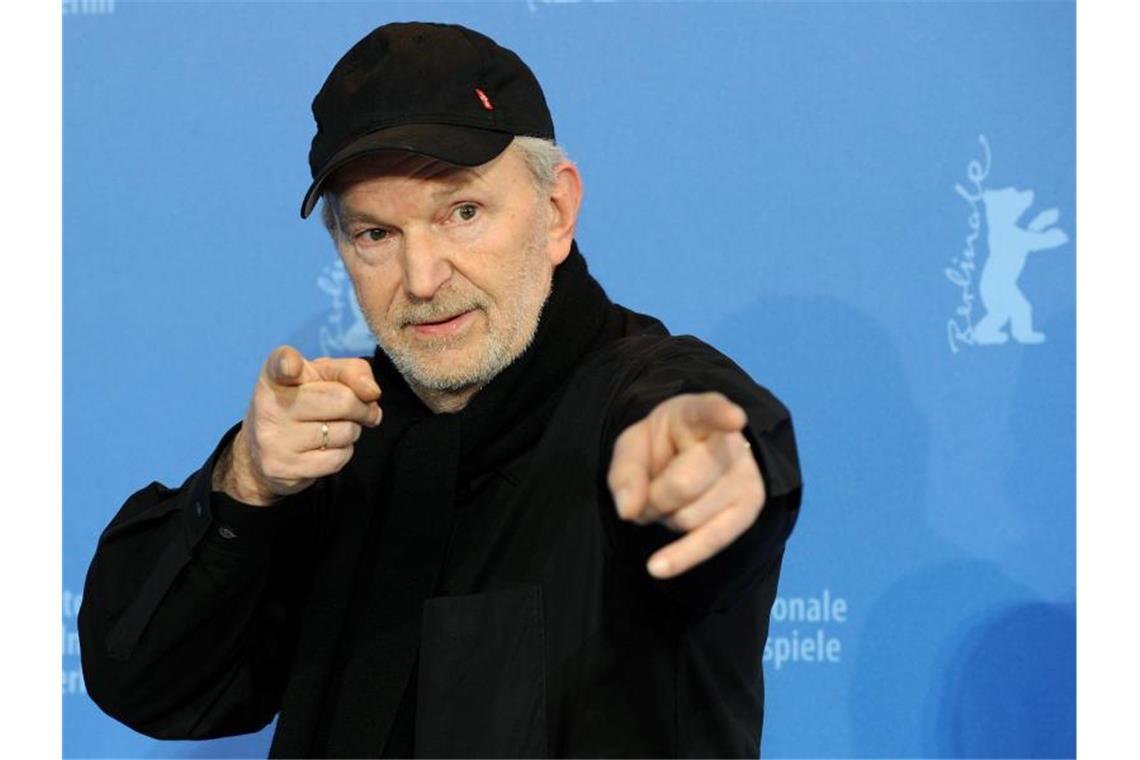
300, 22, 556, 218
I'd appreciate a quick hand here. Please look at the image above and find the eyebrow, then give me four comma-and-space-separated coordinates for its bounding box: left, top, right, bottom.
336, 208, 387, 228
428, 181, 471, 201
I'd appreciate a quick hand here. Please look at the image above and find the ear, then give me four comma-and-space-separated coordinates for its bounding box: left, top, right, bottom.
545, 161, 583, 266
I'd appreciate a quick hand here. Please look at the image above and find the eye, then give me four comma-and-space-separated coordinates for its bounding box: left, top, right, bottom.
356, 228, 390, 243
453, 203, 478, 222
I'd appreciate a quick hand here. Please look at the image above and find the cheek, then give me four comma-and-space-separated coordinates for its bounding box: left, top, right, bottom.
342, 258, 401, 323
461, 208, 546, 291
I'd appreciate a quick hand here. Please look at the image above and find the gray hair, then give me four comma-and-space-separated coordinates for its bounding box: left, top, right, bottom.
511, 135, 570, 193
319, 136, 570, 239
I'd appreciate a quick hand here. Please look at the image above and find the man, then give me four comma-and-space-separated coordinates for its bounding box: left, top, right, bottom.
79, 21, 801, 758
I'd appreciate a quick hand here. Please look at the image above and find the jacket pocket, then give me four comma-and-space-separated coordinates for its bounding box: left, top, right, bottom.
415, 585, 547, 758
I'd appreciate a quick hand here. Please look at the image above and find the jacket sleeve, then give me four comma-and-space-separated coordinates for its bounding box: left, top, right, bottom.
78, 423, 320, 740
602, 336, 803, 616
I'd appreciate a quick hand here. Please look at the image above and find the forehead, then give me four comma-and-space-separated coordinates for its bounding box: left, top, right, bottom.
328, 151, 475, 193
326, 146, 530, 204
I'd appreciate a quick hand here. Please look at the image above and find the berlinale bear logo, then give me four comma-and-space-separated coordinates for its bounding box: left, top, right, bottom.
973, 188, 1068, 345
946, 136, 1069, 353
317, 259, 376, 357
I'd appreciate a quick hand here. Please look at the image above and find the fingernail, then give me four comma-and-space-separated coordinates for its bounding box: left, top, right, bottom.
373, 406, 383, 426
648, 556, 671, 577
367, 379, 381, 396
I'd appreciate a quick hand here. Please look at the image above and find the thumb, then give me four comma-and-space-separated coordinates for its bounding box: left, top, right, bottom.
667, 392, 748, 448
265, 345, 311, 387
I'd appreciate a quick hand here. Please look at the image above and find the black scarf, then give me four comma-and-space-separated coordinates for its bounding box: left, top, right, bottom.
269, 243, 625, 757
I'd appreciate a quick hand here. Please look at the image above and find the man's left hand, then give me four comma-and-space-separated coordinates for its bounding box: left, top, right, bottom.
607, 392, 767, 579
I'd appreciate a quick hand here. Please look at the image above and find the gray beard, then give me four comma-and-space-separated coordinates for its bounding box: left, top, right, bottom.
381, 285, 550, 395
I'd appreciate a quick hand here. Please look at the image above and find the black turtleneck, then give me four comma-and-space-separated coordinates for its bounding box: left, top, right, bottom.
304, 243, 628, 756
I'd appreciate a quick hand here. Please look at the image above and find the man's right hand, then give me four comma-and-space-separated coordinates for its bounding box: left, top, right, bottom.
212, 345, 383, 506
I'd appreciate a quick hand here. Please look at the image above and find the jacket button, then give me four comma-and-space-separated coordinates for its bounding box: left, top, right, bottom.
218, 526, 237, 540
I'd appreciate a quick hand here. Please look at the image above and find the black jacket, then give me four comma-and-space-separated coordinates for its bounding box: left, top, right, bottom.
79, 245, 802, 757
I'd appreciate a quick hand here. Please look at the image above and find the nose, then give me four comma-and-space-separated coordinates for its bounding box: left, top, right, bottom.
401, 230, 454, 300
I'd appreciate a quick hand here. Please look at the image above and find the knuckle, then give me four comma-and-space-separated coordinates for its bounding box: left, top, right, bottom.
661, 466, 686, 493
681, 398, 701, 425
718, 434, 740, 461
326, 382, 346, 407
319, 385, 354, 415
613, 425, 638, 450
737, 470, 763, 505
636, 506, 660, 526
670, 468, 702, 497
729, 505, 755, 533
706, 391, 729, 409
650, 398, 674, 419
748, 480, 765, 509
356, 403, 377, 424
606, 472, 621, 494
672, 508, 700, 532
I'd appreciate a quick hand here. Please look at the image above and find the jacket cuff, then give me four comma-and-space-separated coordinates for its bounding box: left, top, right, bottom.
205, 491, 293, 556
185, 422, 296, 560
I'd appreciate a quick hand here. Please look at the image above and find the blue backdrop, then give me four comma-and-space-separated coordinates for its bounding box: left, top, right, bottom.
63, 1, 1076, 757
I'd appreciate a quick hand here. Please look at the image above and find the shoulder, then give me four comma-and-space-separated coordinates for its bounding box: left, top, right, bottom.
576, 304, 793, 433
586, 303, 734, 375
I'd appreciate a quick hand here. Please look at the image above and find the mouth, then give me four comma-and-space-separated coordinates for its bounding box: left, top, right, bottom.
407, 309, 477, 336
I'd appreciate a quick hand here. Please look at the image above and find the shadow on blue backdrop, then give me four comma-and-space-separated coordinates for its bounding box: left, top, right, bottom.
928, 600, 1075, 758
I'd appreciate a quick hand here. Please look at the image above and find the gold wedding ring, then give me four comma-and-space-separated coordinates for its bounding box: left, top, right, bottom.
320, 422, 329, 451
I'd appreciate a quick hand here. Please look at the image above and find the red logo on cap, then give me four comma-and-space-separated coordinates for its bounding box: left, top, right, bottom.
475, 88, 494, 111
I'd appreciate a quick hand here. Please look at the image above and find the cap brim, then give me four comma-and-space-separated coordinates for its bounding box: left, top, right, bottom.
300, 124, 514, 218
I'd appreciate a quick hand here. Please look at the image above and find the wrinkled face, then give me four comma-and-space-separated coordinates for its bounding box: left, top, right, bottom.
326, 146, 559, 395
